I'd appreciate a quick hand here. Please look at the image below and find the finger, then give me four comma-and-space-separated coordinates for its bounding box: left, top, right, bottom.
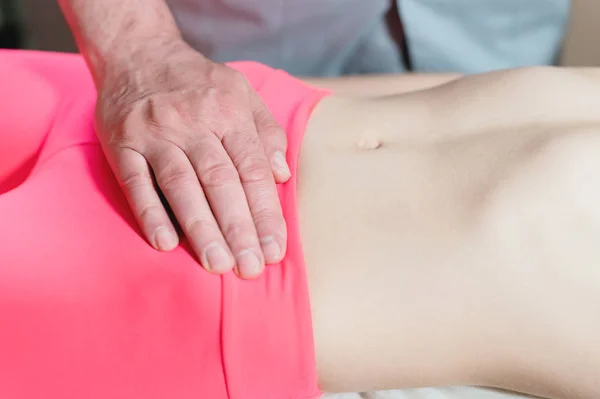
188, 133, 265, 279
221, 114, 287, 267
146, 144, 235, 274
250, 90, 291, 184
114, 147, 179, 251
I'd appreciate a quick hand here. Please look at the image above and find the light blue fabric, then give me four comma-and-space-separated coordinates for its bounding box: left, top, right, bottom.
399, 0, 572, 73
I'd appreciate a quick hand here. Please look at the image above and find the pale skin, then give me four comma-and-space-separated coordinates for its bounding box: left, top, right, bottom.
58, 0, 291, 278
303, 73, 461, 97
301, 67, 600, 399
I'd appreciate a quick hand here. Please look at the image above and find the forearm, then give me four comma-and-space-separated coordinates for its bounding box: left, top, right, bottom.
58, 0, 183, 85
302, 73, 461, 98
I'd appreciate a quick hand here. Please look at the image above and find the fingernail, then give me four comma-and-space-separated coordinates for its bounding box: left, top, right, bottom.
204, 243, 233, 272
260, 236, 281, 263
236, 249, 262, 277
154, 227, 178, 251
273, 151, 291, 179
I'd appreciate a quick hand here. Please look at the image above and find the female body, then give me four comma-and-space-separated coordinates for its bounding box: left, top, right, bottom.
1, 50, 599, 399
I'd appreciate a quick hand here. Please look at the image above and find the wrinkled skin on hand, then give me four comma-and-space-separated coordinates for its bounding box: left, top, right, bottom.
95, 39, 291, 278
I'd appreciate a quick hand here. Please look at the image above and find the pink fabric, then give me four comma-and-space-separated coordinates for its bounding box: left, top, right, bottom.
0, 50, 328, 399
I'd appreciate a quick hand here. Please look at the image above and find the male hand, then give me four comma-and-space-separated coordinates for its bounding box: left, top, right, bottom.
95, 39, 290, 278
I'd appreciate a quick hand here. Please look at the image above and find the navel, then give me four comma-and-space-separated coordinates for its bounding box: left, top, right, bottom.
356, 137, 382, 151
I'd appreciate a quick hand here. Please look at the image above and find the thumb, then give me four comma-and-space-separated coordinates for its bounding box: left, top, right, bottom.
250, 90, 290, 183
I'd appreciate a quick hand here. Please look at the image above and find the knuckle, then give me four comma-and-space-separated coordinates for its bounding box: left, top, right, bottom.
221, 221, 256, 244
196, 88, 241, 129
259, 123, 286, 148
259, 117, 282, 134
237, 155, 272, 183
197, 88, 220, 113
200, 161, 240, 188
142, 98, 183, 129
218, 100, 246, 122
116, 116, 138, 140
98, 109, 136, 146
246, 186, 278, 213
137, 203, 164, 224
157, 168, 196, 192
140, 94, 208, 136
184, 216, 216, 237
120, 169, 153, 191
99, 101, 149, 146
195, 144, 240, 187
203, 93, 247, 124
252, 105, 278, 130
252, 209, 283, 232
203, 86, 219, 100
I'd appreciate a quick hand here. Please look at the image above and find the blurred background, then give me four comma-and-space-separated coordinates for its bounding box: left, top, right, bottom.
0, 0, 76, 51
2, 0, 600, 73
3, 0, 594, 74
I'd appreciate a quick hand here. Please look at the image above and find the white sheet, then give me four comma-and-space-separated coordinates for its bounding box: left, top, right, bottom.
324, 387, 536, 399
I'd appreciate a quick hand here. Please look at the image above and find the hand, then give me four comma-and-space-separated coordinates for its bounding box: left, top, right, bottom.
95, 39, 291, 278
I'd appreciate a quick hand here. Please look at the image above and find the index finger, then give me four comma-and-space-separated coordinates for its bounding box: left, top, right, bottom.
250, 90, 291, 184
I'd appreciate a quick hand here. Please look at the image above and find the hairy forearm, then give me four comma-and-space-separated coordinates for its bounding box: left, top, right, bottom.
58, 0, 182, 84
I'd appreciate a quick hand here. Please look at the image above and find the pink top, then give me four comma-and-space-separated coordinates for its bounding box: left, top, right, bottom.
0, 50, 329, 399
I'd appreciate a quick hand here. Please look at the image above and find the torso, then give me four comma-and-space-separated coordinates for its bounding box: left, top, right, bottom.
297, 67, 600, 393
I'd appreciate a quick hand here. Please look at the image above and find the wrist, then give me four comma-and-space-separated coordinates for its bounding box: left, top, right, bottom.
93, 33, 187, 89
59, 0, 185, 87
